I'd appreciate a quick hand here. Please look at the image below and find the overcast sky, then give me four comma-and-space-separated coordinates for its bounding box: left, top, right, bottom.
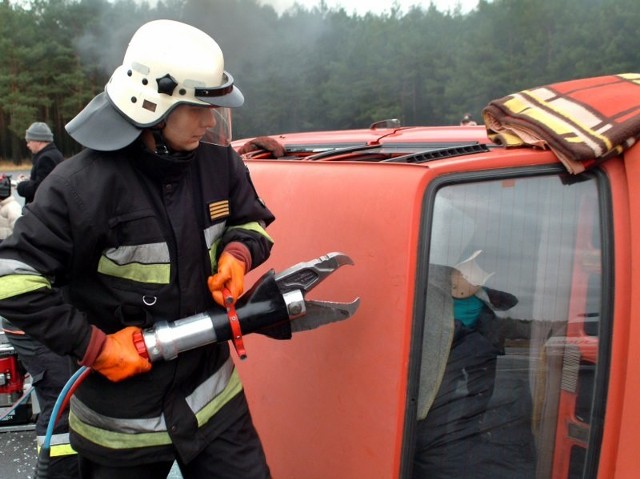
260, 0, 480, 16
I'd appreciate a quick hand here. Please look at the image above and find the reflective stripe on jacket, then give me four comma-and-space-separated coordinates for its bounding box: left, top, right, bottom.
69, 359, 240, 450
37, 433, 77, 457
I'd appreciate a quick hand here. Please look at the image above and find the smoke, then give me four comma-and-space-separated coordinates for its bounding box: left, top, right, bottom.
72, 2, 141, 78
65, 0, 335, 137
70, 0, 331, 73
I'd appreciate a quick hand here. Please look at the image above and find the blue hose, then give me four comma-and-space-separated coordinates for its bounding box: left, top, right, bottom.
43, 365, 89, 449
36, 365, 90, 479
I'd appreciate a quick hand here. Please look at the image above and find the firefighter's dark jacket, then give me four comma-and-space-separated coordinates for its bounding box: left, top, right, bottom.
0, 140, 275, 465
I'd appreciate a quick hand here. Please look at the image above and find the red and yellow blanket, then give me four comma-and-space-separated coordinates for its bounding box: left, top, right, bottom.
483, 73, 640, 174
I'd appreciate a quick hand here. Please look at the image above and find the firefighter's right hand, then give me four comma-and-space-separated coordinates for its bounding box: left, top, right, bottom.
91, 326, 152, 382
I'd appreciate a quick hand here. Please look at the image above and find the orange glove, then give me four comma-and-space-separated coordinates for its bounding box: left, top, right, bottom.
208, 251, 246, 307
91, 326, 152, 382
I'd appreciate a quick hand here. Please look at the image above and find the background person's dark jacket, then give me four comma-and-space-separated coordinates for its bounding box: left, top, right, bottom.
17, 142, 64, 204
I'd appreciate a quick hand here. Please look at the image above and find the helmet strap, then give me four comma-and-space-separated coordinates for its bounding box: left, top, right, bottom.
151, 124, 170, 156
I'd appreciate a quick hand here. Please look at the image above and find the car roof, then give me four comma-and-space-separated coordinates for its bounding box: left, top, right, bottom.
232, 125, 494, 163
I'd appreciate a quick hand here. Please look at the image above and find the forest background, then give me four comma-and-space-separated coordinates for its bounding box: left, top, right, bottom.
1, 0, 639, 162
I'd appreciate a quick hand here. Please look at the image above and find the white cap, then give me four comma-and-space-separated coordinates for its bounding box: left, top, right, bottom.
454, 250, 494, 286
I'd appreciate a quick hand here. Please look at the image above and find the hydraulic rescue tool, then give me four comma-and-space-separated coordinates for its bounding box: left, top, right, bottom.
132, 251, 360, 360
36, 252, 359, 478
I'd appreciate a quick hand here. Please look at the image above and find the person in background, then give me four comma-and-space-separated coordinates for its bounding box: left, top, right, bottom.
460, 113, 478, 126
1, 320, 80, 478
0, 174, 21, 241
0, 19, 274, 479
1, 173, 79, 477
17, 121, 64, 205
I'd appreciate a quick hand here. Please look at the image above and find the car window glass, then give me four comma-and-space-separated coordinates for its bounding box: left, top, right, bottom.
414, 173, 604, 479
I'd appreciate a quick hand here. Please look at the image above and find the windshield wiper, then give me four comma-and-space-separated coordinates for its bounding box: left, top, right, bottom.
381, 143, 490, 163
303, 144, 383, 161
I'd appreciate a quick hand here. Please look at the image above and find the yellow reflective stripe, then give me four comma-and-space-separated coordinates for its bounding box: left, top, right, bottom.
50, 443, 78, 457
69, 411, 173, 449
36, 443, 78, 457
69, 369, 243, 450
196, 368, 242, 427
97, 256, 170, 284
208, 239, 221, 271
0, 274, 50, 300
36, 434, 78, 457
227, 221, 274, 243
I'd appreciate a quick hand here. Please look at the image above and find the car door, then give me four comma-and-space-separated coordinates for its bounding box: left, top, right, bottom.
237, 160, 437, 479
237, 151, 617, 479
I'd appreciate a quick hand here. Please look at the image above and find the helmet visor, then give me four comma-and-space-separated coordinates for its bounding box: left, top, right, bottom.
201, 107, 233, 147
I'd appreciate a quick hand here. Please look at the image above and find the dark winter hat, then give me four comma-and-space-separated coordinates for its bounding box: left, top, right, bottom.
25, 122, 54, 142
0, 175, 11, 199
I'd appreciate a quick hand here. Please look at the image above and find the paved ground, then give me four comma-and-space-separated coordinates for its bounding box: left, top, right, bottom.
0, 428, 39, 479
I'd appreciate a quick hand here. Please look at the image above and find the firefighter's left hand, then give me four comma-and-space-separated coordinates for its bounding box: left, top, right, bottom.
91, 327, 152, 382
208, 252, 246, 307
237, 136, 285, 158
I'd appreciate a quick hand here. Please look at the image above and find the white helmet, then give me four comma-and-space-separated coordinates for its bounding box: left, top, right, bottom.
66, 19, 243, 151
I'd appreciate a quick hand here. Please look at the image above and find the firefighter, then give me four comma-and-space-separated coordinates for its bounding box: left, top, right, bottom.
0, 19, 274, 479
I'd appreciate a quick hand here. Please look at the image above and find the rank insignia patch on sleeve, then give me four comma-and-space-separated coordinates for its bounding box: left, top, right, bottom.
208, 200, 229, 221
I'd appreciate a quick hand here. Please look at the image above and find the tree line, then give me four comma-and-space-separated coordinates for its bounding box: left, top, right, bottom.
1, 0, 639, 162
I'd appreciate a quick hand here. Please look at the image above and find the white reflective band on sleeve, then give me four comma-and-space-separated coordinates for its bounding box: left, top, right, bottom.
203, 222, 226, 249
0, 258, 42, 276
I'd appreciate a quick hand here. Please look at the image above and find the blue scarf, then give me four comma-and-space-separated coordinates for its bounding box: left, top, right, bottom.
453, 295, 484, 328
